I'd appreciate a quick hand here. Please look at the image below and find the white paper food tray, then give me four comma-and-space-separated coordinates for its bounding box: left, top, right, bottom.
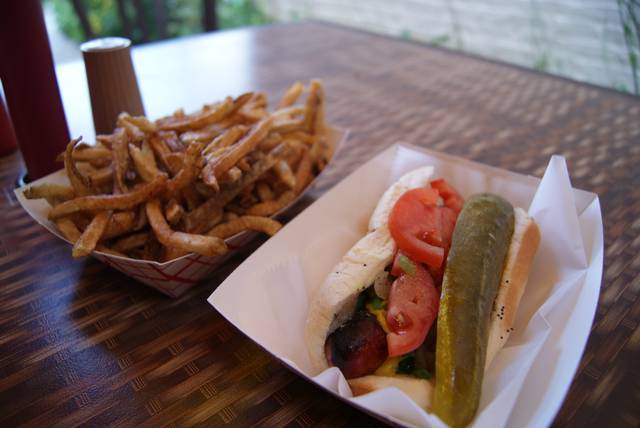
208, 143, 603, 427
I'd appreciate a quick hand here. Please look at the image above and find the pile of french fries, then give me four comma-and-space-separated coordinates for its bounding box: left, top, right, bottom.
24, 80, 330, 261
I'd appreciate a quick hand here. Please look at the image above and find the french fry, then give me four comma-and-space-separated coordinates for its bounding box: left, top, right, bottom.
207, 215, 282, 239
111, 231, 149, 253
72, 210, 111, 257
216, 113, 249, 129
258, 132, 283, 151
256, 182, 274, 202
48, 174, 168, 219
236, 157, 251, 172
118, 112, 156, 133
235, 93, 266, 123
70, 213, 91, 231
163, 152, 184, 175
87, 165, 114, 189
184, 141, 292, 231
134, 205, 148, 230
162, 245, 190, 262
294, 149, 312, 194
117, 112, 147, 142
122, 121, 145, 143
146, 198, 227, 257
72, 146, 112, 162
143, 234, 162, 260
303, 79, 325, 134
219, 167, 242, 184
279, 81, 304, 107
201, 165, 220, 190
57, 217, 124, 257
111, 128, 129, 193
309, 134, 329, 172
158, 97, 235, 131
210, 117, 273, 178
180, 125, 223, 144
64, 138, 91, 196
237, 192, 258, 209
102, 211, 136, 240
202, 125, 248, 156
282, 140, 306, 170
166, 141, 203, 194
24, 184, 75, 203
223, 211, 239, 222
55, 218, 82, 242
229, 92, 254, 115
141, 139, 159, 170
96, 134, 114, 148
272, 105, 305, 119
223, 203, 246, 215
181, 186, 202, 211
129, 142, 159, 182
161, 131, 185, 152
183, 201, 223, 234
273, 160, 296, 189
246, 92, 267, 109
282, 131, 314, 145
148, 134, 172, 164
238, 108, 267, 122
165, 199, 185, 226
272, 118, 304, 134
245, 191, 295, 216
194, 182, 218, 198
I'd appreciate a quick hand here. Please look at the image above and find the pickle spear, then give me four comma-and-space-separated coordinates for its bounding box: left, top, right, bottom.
432, 193, 514, 427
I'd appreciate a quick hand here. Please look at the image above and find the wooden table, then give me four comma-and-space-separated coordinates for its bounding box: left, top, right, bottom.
1, 22, 638, 427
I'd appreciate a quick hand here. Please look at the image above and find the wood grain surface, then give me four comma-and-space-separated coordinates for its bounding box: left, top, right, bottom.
1, 22, 639, 427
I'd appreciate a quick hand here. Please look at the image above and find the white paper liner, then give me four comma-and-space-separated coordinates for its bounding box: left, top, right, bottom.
209, 144, 603, 427
13, 128, 348, 297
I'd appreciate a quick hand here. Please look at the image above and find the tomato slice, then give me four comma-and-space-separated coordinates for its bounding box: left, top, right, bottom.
389, 188, 445, 269
391, 250, 406, 277
386, 259, 439, 357
431, 179, 464, 214
439, 206, 457, 250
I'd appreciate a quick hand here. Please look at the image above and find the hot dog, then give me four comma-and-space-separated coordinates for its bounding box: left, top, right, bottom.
304, 167, 540, 427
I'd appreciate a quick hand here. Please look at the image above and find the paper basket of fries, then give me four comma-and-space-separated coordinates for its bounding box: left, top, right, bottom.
16, 80, 345, 297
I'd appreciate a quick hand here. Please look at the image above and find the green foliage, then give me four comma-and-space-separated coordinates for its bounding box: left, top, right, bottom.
218, 0, 271, 28
617, 0, 640, 94
615, 83, 630, 93
533, 52, 549, 72
50, 0, 272, 44
429, 34, 450, 46
50, 0, 86, 41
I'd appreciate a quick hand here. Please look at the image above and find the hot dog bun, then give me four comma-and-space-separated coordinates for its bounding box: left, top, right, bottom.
348, 375, 434, 409
305, 225, 395, 372
306, 167, 434, 372
485, 207, 540, 369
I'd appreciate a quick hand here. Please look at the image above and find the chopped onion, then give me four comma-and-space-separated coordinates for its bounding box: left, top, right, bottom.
373, 270, 391, 300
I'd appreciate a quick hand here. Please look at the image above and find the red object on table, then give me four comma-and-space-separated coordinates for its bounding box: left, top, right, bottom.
0, 0, 69, 179
0, 99, 18, 157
